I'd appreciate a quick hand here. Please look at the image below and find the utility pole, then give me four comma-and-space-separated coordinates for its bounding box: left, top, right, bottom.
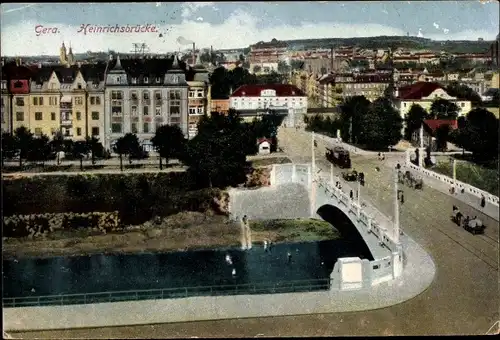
393, 169, 400, 243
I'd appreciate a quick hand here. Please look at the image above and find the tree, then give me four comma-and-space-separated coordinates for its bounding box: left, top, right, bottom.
277, 61, 290, 74
1, 133, 17, 167
445, 82, 482, 106
339, 96, 371, 144
253, 65, 262, 74
429, 98, 459, 119
459, 108, 499, 161
435, 124, 451, 151
14, 126, 34, 168
114, 133, 142, 170
404, 104, 429, 140
85, 136, 103, 165
27, 134, 51, 166
209, 67, 231, 99
151, 124, 186, 170
50, 131, 65, 164
72, 140, 90, 171
183, 111, 247, 188
358, 98, 403, 150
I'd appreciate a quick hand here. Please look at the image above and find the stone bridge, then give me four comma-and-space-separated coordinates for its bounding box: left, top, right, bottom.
229, 163, 405, 290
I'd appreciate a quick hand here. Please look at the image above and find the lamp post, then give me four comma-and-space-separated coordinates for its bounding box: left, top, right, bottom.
393, 169, 400, 243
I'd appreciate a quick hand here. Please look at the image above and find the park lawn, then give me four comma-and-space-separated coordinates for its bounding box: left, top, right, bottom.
3, 214, 338, 259
432, 159, 499, 196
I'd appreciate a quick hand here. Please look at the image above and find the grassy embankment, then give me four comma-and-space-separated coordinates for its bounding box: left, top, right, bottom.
432, 157, 499, 196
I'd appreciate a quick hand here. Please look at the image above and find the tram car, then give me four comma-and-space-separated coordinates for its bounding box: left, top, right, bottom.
326, 146, 351, 169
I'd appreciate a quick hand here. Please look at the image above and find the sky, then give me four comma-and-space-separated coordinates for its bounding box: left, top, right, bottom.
1, 1, 499, 56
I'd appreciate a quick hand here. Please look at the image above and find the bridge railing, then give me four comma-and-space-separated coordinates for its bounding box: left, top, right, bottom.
2, 278, 331, 308
405, 151, 499, 207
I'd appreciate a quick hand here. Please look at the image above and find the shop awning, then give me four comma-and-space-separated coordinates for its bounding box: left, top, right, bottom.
61, 96, 72, 103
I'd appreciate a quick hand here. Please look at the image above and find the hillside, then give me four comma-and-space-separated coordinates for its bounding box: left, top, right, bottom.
283, 36, 493, 53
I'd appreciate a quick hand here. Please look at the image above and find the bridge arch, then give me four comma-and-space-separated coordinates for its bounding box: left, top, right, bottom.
316, 204, 374, 261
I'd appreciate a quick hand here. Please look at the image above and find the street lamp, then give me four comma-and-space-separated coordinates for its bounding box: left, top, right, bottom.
393, 169, 400, 243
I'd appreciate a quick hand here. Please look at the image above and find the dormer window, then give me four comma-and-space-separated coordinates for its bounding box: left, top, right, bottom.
93, 83, 98, 88
156, 77, 161, 83
77, 83, 82, 89
132, 78, 137, 84
116, 77, 121, 83
144, 77, 149, 83
36, 84, 42, 89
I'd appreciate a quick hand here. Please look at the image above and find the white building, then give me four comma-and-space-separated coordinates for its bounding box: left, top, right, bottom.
229, 84, 308, 127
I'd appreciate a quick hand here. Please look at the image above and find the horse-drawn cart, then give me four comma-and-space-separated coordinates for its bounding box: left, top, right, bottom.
451, 206, 486, 235
342, 170, 358, 182
398, 170, 423, 190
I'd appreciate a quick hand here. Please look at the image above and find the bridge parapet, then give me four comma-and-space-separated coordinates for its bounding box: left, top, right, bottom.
404, 150, 500, 208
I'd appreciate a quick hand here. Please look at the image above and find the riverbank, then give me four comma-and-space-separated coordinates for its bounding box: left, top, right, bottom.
3, 214, 338, 259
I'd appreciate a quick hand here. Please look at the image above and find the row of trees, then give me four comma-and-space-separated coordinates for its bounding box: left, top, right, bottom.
2, 110, 281, 188
1, 127, 106, 168
305, 96, 403, 151
209, 67, 285, 99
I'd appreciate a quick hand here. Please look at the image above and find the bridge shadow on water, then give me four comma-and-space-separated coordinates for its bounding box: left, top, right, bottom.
317, 204, 374, 261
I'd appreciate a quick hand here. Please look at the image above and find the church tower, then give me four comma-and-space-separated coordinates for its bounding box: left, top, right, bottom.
67, 43, 75, 66
60, 42, 68, 65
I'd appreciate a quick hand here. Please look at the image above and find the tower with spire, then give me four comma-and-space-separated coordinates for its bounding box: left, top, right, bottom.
67, 43, 75, 67
165, 54, 187, 85
60, 42, 67, 65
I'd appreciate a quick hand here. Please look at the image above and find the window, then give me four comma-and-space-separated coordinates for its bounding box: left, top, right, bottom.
169, 90, 181, 115
76, 112, 82, 120
189, 107, 196, 114
51, 112, 56, 121
15, 97, 25, 106
155, 91, 162, 100
143, 106, 149, 116
33, 97, 38, 105
116, 77, 121, 83
132, 78, 137, 84
111, 123, 122, 133
156, 77, 161, 83
131, 105, 137, 115
111, 91, 123, 100
131, 123, 138, 134
143, 91, 150, 100
90, 96, 101, 105
49, 97, 58, 105
76, 127, 82, 136
91, 111, 99, 120
189, 91, 195, 98
35, 112, 43, 120
130, 91, 138, 100
460, 102, 465, 108
197, 91, 204, 98
34, 128, 42, 136
155, 107, 161, 115
75, 97, 83, 105
143, 122, 150, 133
16, 112, 24, 121
77, 83, 82, 90
144, 77, 149, 84
91, 127, 99, 136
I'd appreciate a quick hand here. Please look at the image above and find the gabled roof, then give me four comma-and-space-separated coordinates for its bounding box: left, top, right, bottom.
398, 82, 443, 100
231, 84, 306, 97
423, 119, 458, 134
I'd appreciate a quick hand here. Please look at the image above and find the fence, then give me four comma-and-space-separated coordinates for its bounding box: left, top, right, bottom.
2, 278, 331, 308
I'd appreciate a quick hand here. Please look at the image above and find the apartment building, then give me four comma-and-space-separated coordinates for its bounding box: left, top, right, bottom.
9, 66, 34, 133
104, 55, 189, 151
187, 65, 210, 138
83, 63, 107, 143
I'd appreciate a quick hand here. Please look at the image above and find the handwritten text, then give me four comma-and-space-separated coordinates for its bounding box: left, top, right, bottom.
77, 24, 158, 35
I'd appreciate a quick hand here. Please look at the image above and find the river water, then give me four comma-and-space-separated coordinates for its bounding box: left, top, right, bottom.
3, 239, 371, 299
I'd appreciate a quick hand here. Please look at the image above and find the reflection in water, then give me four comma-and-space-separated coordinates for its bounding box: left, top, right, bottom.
3, 239, 368, 298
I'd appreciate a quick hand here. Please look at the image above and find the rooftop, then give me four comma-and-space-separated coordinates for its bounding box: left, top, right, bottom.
398, 82, 443, 100
231, 84, 306, 97
423, 119, 458, 134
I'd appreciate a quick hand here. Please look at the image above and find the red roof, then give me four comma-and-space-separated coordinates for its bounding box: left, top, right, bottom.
231, 84, 306, 97
398, 82, 443, 100
424, 119, 458, 133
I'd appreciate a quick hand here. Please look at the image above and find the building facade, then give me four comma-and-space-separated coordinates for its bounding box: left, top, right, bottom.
229, 84, 308, 127
104, 55, 189, 151
187, 65, 210, 139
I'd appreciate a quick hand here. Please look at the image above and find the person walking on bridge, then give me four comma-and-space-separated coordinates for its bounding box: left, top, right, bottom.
480, 195, 486, 208
350, 189, 354, 200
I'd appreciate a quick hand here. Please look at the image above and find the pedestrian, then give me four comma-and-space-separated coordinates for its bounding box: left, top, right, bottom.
480, 195, 486, 208
381, 153, 385, 161
378, 152, 381, 160
400, 193, 404, 204
350, 190, 354, 200
396, 163, 401, 170
287, 251, 292, 263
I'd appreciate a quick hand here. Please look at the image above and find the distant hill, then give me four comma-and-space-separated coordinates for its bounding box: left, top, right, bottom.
283, 36, 493, 53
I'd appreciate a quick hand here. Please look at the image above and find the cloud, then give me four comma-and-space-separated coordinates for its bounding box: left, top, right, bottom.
1, 4, 36, 14
433, 22, 439, 29
180, 2, 215, 19
1, 10, 497, 56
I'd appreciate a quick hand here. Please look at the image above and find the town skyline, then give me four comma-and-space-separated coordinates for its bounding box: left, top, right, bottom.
1, 2, 499, 56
